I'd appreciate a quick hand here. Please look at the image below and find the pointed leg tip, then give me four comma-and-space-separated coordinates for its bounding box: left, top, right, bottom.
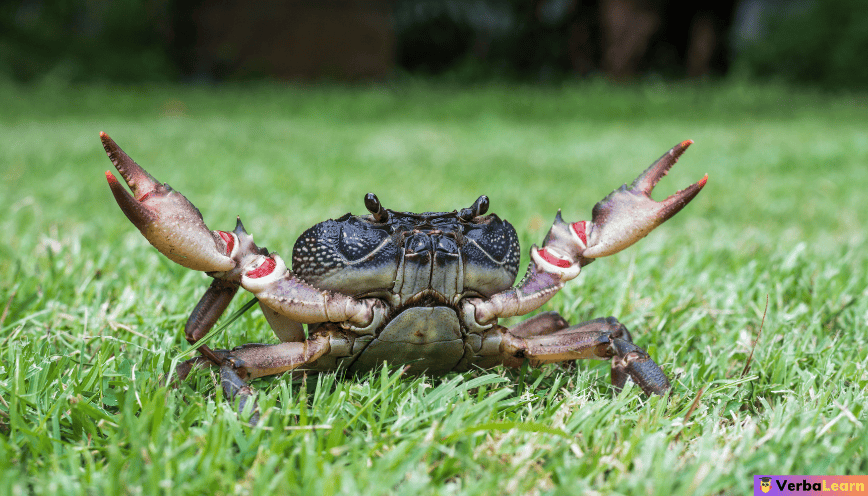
100, 132, 115, 150
668, 139, 693, 161
633, 141, 695, 192
662, 174, 707, 214
106, 171, 157, 229
100, 133, 122, 165
234, 216, 248, 234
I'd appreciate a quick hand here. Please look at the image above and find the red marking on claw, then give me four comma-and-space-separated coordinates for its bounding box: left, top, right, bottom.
218, 231, 235, 256
571, 221, 587, 246
538, 248, 571, 268
246, 257, 276, 278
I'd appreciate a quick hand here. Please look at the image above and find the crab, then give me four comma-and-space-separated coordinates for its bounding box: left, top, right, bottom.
101, 132, 706, 422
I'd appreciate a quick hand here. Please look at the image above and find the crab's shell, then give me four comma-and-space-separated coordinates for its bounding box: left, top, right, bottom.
290, 207, 521, 374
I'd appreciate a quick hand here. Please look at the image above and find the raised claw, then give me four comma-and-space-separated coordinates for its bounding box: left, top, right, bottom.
101, 132, 236, 272
582, 140, 707, 259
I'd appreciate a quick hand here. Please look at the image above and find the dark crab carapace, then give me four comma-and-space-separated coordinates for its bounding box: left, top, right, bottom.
101, 133, 707, 422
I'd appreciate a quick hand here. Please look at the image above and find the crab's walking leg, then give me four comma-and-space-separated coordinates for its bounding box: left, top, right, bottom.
172, 276, 245, 382
221, 335, 331, 379
181, 334, 332, 424
220, 362, 259, 424
220, 335, 331, 423
501, 317, 670, 395
505, 311, 570, 338
183, 279, 240, 363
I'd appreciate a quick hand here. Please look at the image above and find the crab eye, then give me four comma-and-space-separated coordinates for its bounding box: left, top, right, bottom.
364, 193, 389, 223
459, 195, 490, 221
474, 195, 489, 216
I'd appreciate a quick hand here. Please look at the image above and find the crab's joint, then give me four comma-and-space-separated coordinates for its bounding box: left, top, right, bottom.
532, 211, 590, 281
217, 231, 238, 258
247, 258, 276, 279
531, 246, 581, 281
536, 247, 571, 268
242, 255, 287, 291
570, 221, 588, 248
339, 298, 387, 334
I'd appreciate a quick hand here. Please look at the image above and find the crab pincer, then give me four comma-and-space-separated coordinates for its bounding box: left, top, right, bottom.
582, 140, 707, 259
531, 141, 706, 279
102, 132, 236, 273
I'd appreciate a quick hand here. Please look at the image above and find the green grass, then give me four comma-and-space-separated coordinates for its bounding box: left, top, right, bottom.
1, 80, 867, 495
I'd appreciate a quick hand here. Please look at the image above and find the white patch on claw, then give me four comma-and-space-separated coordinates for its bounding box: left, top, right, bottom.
241, 255, 287, 292
221, 231, 240, 259
530, 247, 581, 281
570, 221, 588, 250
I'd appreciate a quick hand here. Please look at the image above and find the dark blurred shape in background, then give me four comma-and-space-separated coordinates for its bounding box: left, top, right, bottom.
1, 0, 866, 88
178, 0, 393, 81
396, 0, 736, 80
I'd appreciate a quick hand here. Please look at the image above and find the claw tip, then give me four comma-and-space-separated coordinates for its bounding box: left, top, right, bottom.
680, 139, 694, 148
105, 170, 117, 183
698, 173, 708, 187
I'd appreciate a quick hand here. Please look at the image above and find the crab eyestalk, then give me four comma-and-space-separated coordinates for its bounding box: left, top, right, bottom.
364, 193, 389, 223
102, 132, 236, 273
583, 140, 707, 259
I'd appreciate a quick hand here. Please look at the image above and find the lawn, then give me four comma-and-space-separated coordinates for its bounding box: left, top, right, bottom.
1, 80, 866, 495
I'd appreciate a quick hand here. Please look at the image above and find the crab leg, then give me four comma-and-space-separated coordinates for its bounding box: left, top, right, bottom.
184, 279, 240, 363
501, 316, 670, 395
506, 311, 570, 338
465, 268, 566, 324
219, 335, 331, 425
181, 335, 332, 425
214, 335, 332, 380
236, 251, 387, 330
